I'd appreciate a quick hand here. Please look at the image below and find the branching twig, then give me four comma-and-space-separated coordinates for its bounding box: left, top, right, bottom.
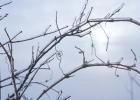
1, 1, 140, 99
75, 46, 86, 64
105, 3, 125, 19
36, 61, 140, 99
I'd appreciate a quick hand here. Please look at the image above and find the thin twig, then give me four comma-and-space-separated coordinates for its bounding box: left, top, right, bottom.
99, 24, 109, 51
36, 62, 140, 99
0, 1, 12, 8
0, 72, 1, 100
131, 49, 137, 66
56, 11, 62, 36
0, 13, 8, 21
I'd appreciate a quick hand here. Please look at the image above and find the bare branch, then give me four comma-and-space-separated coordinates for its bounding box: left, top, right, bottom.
75, 46, 86, 64
0, 13, 8, 21
98, 24, 109, 51
0, 1, 12, 8
11, 26, 68, 43
88, 17, 140, 26
55, 11, 62, 36
0, 72, 1, 100
63, 96, 71, 100
36, 61, 140, 99
1, 1, 140, 99
105, 3, 125, 18
131, 49, 137, 66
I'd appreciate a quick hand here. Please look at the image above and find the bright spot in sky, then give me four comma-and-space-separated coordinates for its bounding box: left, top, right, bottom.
91, 23, 125, 45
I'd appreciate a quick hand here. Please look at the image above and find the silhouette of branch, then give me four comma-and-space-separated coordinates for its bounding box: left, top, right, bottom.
36, 61, 140, 99
1, 1, 140, 100
0, 1, 12, 8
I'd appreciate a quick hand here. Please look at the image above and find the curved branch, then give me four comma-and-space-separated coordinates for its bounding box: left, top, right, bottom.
36, 62, 140, 99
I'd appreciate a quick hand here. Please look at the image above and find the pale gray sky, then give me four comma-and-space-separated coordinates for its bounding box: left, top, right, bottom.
0, 0, 140, 100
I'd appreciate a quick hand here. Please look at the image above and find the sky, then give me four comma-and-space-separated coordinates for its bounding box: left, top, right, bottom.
0, 0, 140, 100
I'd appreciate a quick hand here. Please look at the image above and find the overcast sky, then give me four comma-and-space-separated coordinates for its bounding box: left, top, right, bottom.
1, 0, 140, 100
